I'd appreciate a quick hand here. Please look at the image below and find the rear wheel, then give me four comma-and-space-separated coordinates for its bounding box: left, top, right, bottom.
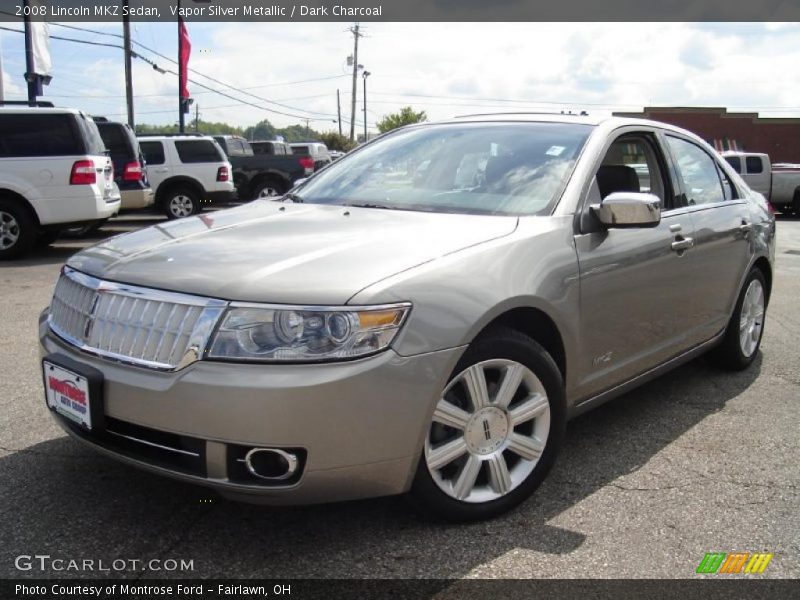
408, 327, 565, 522
252, 179, 286, 200
163, 187, 200, 219
0, 200, 36, 260
712, 267, 767, 370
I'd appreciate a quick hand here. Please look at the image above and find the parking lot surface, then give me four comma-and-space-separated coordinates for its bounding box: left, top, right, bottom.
1, 212, 798, 579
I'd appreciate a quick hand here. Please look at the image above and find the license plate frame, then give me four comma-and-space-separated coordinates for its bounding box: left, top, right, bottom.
42, 353, 105, 432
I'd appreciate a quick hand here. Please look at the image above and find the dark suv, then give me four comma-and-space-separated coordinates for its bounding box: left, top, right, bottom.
93, 118, 153, 210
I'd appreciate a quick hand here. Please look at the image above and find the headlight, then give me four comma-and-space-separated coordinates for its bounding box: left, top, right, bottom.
206, 303, 411, 362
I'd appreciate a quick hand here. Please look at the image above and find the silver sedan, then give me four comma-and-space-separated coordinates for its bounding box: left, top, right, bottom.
39, 114, 775, 521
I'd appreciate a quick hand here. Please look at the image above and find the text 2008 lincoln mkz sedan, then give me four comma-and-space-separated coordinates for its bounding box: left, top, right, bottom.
39, 114, 775, 521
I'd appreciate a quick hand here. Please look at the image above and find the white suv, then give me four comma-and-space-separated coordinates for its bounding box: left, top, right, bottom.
137, 135, 236, 219
0, 106, 121, 259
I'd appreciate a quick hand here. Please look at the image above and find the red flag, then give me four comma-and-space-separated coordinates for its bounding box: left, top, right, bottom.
178, 18, 191, 99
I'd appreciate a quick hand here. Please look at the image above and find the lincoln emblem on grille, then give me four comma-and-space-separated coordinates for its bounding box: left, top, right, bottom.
83, 292, 100, 340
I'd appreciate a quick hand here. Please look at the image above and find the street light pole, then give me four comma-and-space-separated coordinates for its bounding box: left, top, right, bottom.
362, 71, 370, 143
22, 0, 36, 105
177, 0, 184, 133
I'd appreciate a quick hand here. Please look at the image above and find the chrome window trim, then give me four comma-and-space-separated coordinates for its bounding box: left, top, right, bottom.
48, 267, 228, 372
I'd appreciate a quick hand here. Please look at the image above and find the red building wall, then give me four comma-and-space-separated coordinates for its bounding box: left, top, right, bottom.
613, 107, 800, 164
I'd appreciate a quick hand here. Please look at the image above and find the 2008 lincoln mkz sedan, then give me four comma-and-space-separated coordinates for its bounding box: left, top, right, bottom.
39, 114, 775, 521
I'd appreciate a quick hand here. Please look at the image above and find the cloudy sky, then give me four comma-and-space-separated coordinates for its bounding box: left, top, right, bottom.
2, 22, 800, 133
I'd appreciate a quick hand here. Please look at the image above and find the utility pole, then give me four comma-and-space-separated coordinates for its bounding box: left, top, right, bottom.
336, 89, 342, 136
362, 71, 370, 142
348, 23, 362, 141
23, 0, 36, 105
122, 0, 134, 128
0, 35, 5, 102
304, 118, 310, 139
195, 103, 199, 132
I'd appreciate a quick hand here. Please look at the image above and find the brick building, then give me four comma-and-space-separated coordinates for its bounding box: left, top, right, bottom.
613, 107, 800, 163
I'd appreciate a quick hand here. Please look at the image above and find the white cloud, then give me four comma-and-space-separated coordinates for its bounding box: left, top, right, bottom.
38, 22, 800, 129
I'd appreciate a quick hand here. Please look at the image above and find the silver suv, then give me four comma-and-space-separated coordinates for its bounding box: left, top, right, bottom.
39, 114, 775, 521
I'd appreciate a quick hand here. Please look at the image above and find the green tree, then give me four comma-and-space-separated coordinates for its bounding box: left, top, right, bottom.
243, 119, 277, 141
376, 106, 428, 133
318, 131, 356, 152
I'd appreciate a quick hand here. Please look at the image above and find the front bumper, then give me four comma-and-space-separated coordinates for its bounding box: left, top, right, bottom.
39, 315, 463, 504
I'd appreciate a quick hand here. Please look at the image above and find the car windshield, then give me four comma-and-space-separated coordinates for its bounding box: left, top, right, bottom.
296, 122, 592, 216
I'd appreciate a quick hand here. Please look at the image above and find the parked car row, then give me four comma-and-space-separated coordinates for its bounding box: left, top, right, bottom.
0, 103, 340, 259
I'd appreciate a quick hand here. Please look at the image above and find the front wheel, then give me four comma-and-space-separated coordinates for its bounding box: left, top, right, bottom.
711, 267, 767, 370
408, 327, 565, 522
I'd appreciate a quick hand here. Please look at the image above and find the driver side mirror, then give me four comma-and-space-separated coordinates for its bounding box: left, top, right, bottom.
591, 192, 662, 228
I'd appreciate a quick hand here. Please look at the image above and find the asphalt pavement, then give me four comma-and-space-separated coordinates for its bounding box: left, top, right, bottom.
0, 211, 798, 579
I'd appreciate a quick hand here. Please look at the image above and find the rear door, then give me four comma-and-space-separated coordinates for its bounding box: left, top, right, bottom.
664, 134, 753, 344
574, 129, 697, 400
140, 140, 171, 194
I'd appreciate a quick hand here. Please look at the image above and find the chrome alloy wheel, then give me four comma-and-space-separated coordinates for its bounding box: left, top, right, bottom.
168, 194, 194, 218
739, 278, 765, 358
0, 210, 20, 250
424, 359, 550, 504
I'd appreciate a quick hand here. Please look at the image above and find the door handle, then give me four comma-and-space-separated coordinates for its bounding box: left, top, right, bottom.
739, 220, 753, 234
671, 236, 694, 252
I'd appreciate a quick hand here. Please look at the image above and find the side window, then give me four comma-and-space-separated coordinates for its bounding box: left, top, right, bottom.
595, 134, 668, 206
666, 136, 725, 206
724, 156, 742, 173
0, 114, 82, 157
746, 156, 764, 174
175, 140, 223, 163
139, 141, 165, 165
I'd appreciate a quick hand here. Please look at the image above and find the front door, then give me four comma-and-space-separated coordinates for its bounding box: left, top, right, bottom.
573, 131, 696, 401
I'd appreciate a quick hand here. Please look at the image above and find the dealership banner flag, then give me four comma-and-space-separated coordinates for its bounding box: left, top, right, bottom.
30, 20, 51, 77
179, 18, 191, 100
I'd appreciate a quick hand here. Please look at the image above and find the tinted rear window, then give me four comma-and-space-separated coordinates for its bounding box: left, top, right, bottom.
140, 141, 165, 165
746, 156, 764, 174
0, 113, 83, 157
76, 114, 107, 155
724, 156, 742, 173
291, 145, 310, 155
97, 123, 134, 157
175, 140, 224, 163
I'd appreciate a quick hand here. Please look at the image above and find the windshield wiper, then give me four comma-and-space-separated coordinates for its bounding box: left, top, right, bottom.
342, 202, 393, 210
276, 192, 304, 203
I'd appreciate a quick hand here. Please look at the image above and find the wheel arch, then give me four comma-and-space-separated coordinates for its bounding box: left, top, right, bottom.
474, 306, 567, 383
0, 188, 42, 227
752, 256, 772, 305
155, 177, 205, 203
249, 172, 289, 196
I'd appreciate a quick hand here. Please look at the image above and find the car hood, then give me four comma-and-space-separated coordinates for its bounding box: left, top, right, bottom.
67, 201, 518, 304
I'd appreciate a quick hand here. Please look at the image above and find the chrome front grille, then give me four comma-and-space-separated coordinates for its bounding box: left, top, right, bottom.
49, 267, 227, 370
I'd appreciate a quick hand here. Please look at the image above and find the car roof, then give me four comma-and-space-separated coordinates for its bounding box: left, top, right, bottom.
0, 106, 84, 115
138, 134, 216, 141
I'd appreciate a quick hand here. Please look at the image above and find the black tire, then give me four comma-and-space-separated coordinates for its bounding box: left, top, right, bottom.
61, 219, 107, 239
0, 199, 37, 260
711, 267, 767, 371
250, 178, 286, 200
162, 186, 200, 219
408, 327, 566, 522
36, 230, 61, 247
